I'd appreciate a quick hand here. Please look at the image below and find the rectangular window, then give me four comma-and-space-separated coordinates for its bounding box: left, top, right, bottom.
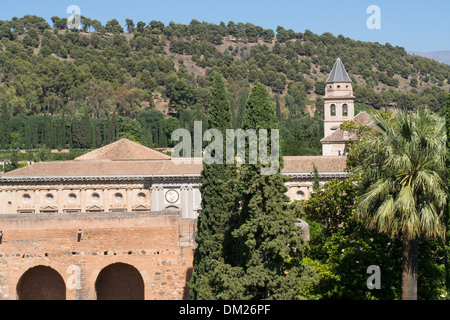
17, 210, 35, 214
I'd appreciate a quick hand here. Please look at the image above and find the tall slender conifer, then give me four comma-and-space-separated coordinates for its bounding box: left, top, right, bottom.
189, 74, 238, 299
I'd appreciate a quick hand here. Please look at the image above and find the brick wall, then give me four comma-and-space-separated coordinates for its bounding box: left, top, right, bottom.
0, 212, 194, 300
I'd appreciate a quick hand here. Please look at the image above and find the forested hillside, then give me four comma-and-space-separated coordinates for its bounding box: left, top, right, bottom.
0, 15, 449, 157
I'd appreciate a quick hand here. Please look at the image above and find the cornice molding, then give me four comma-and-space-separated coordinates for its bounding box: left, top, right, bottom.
0, 172, 349, 183
0, 174, 202, 183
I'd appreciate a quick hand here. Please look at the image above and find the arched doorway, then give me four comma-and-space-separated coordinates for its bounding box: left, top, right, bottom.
17, 266, 66, 300
95, 263, 144, 300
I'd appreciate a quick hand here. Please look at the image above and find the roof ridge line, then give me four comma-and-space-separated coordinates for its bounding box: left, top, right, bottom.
320, 111, 370, 142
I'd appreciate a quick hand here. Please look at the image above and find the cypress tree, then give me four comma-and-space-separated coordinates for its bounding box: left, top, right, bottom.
30, 116, 39, 148
83, 110, 92, 149
24, 117, 32, 150
71, 115, 82, 149
275, 94, 282, 121
5, 149, 20, 172
43, 114, 55, 149
105, 114, 112, 144
189, 74, 239, 299
57, 109, 67, 149
90, 122, 96, 148
110, 112, 118, 143
141, 125, 153, 148
157, 120, 167, 147
0, 105, 11, 149
313, 163, 320, 191
231, 81, 315, 299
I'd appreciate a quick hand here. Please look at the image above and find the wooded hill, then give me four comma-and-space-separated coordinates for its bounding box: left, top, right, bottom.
0, 15, 449, 157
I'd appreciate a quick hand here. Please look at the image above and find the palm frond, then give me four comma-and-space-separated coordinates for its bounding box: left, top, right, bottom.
355, 108, 447, 240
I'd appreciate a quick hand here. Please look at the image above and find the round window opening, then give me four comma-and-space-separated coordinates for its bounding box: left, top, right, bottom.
23, 194, 31, 202
296, 191, 305, 200
69, 194, 77, 202
46, 194, 54, 202
92, 193, 100, 201
115, 193, 123, 201
138, 193, 146, 201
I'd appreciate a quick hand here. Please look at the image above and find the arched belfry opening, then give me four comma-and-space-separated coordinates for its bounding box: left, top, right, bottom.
17, 266, 66, 300
95, 263, 145, 300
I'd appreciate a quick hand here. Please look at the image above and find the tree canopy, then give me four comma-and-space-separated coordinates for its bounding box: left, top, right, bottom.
0, 15, 448, 155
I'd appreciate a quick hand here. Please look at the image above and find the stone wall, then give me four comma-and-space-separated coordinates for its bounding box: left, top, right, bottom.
0, 211, 194, 300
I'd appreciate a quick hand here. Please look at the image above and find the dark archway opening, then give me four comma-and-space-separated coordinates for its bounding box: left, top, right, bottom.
95, 263, 144, 300
17, 266, 66, 300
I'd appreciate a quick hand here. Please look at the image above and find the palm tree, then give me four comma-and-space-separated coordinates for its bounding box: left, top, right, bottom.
355, 108, 447, 300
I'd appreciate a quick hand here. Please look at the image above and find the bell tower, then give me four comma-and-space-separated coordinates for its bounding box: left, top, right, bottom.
323, 58, 355, 139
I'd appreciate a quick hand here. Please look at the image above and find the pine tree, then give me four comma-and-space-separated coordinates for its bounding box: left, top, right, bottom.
231, 81, 315, 299
189, 74, 239, 299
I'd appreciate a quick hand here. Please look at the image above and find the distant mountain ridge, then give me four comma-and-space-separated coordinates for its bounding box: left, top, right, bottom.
409, 51, 450, 65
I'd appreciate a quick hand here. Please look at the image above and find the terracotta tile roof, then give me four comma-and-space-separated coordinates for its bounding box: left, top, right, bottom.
3, 159, 202, 177
2, 138, 348, 178
3, 156, 347, 178
351, 112, 372, 125
282, 156, 347, 173
321, 112, 376, 143
75, 139, 171, 161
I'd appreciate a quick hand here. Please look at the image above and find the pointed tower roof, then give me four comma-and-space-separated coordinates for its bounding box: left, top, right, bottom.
327, 58, 352, 84
74, 139, 171, 161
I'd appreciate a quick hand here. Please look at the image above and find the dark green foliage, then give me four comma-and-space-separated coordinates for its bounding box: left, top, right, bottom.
314, 81, 326, 96
229, 82, 316, 299
105, 19, 124, 34
4, 149, 20, 172
0, 109, 180, 151
189, 81, 317, 300
0, 105, 11, 149
189, 74, 238, 299
241, 82, 278, 130
0, 15, 448, 156
445, 93, 450, 294
140, 126, 153, 148
313, 163, 320, 191
302, 178, 446, 300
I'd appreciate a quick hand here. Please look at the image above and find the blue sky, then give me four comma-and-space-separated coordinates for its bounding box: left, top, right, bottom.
1, 0, 448, 52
